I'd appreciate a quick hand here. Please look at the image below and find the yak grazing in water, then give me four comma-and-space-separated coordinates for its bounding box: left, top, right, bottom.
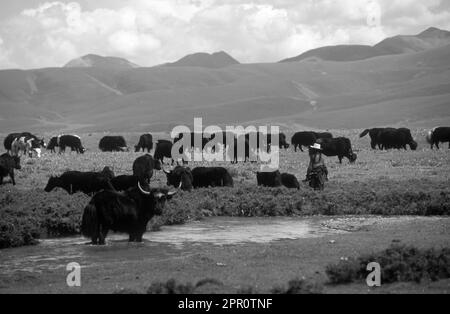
81, 183, 177, 244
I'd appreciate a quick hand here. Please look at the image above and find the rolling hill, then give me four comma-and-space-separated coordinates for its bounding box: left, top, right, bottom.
163, 51, 240, 68
0, 28, 449, 134
280, 27, 450, 63
64, 54, 140, 69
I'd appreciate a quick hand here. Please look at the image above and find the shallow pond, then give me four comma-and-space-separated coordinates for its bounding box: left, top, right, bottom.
0, 217, 346, 275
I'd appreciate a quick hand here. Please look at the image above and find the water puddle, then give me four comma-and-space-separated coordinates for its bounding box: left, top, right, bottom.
0, 217, 346, 275
149, 217, 344, 246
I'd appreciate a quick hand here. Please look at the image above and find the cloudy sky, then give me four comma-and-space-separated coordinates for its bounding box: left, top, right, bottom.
0, 0, 449, 69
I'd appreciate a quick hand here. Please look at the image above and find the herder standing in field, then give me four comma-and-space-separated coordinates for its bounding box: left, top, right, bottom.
304, 143, 328, 191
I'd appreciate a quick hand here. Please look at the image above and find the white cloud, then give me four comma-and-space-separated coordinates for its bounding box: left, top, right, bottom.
0, 36, 17, 69
0, 0, 449, 69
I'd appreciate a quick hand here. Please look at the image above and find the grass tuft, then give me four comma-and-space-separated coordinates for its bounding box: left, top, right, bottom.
325, 244, 450, 285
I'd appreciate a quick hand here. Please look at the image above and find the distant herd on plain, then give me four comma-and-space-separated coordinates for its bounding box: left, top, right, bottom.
0, 126, 449, 244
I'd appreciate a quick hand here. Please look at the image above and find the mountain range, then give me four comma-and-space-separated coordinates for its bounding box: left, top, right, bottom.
280, 27, 450, 62
0, 27, 449, 134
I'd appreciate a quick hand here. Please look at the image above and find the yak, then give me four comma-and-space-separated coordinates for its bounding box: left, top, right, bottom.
163, 166, 193, 191
291, 131, 333, 152
256, 170, 282, 187
377, 128, 417, 150
0, 154, 21, 185
47, 137, 59, 153
359, 128, 385, 149
281, 173, 300, 190
426, 127, 450, 150
44, 167, 115, 195
317, 137, 357, 163
81, 183, 178, 245
10, 134, 46, 158
192, 167, 234, 188
58, 135, 85, 154
4, 133, 22, 153
154, 139, 172, 162
135, 133, 153, 153
99, 136, 128, 152
132, 154, 162, 185
154, 139, 185, 164
291, 132, 317, 152
279, 133, 290, 149
4, 132, 45, 153
11, 137, 34, 157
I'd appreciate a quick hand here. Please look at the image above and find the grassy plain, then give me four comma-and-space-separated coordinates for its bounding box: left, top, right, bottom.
0, 128, 449, 248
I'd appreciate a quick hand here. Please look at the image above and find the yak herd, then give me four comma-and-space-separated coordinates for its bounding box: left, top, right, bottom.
1, 126, 449, 245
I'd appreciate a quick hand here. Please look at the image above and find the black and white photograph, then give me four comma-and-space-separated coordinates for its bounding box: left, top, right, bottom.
0, 0, 449, 298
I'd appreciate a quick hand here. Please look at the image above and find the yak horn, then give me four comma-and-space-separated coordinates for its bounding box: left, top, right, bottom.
178, 181, 183, 189
138, 181, 151, 195
168, 190, 178, 197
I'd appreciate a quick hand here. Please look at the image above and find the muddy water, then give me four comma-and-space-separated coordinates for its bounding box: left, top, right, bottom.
0, 217, 346, 275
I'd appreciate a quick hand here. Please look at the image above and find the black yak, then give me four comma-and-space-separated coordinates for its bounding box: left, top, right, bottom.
135, 133, 153, 152
281, 173, 300, 190
47, 137, 59, 153
154, 140, 177, 164
132, 154, 162, 185
291, 131, 333, 152
426, 127, 450, 150
44, 167, 115, 195
192, 167, 234, 188
317, 137, 357, 163
359, 128, 385, 149
291, 132, 317, 152
163, 166, 193, 191
99, 136, 128, 152
279, 133, 290, 149
59, 135, 85, 154
256, 170, 282, 187
81, 183, 177, 244
0, 154, 21, 185
377, 128, 417, 150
